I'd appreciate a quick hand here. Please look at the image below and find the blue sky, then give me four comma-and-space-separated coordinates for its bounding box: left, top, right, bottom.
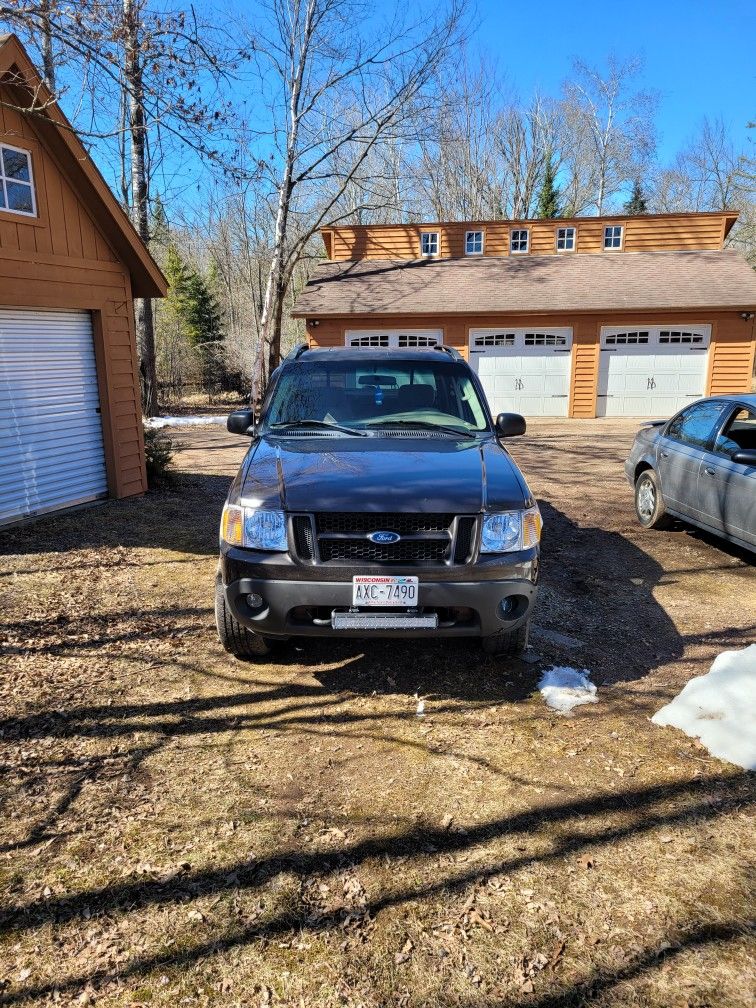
476, 0, 754, 163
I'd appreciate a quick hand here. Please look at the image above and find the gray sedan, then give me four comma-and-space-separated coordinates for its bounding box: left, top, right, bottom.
625, 394, 756, 552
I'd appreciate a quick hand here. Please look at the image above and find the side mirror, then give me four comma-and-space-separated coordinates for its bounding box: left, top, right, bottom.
227, 408, 255, 436
731, 448, 756, 466
495, 412, 526, 438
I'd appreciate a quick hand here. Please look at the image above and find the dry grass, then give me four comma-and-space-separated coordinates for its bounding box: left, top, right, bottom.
1, 420, 754, 1007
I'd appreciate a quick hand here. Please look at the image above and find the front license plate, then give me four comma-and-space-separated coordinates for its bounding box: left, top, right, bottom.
352, 575, 419, 607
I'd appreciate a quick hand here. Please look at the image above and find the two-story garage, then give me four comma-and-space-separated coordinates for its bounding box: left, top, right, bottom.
292, 213, 756, 418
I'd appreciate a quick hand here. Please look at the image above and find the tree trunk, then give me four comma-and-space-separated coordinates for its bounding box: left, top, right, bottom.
39, 0, 56, 92
123, 0, 158, 416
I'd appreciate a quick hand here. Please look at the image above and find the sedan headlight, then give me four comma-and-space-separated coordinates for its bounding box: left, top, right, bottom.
220, 505, 288, 551
481, 506, 541, 553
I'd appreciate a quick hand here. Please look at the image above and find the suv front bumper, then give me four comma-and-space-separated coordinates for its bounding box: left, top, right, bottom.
221, 549, 537, 639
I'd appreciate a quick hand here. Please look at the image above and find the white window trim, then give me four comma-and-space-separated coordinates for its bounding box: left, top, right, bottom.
556, 226, 576, 252
603, 224, 624, 251
420, 231, 439, 257
0, 142, 37, 218
510, 228, 529, 254
465, 230, 484, 255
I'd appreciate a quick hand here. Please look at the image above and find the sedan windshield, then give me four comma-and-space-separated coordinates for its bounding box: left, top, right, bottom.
264, 359, 490, 434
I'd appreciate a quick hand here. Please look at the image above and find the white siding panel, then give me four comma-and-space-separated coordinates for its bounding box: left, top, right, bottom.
0, 308, 108, 525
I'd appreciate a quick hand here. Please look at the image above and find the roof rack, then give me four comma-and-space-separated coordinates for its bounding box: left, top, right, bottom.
435, 345, 463, 361
286, 343, 310, 361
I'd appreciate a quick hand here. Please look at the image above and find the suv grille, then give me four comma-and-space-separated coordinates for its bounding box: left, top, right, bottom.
319, 540, 449, 563
290, 512, 477, 566
315, 512, 454, 535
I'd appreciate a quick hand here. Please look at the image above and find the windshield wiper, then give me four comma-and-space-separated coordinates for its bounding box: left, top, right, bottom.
365, 419, 476, 439
269, 419, 367, 437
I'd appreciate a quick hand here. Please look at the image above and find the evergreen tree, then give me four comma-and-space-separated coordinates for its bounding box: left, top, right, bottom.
536, 157, 561, 218
150, 195, 170, 247
624, 178, 648, 214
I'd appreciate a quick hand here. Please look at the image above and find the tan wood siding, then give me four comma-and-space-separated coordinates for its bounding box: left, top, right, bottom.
707, 317, 756, 395
325, 213, 732, 261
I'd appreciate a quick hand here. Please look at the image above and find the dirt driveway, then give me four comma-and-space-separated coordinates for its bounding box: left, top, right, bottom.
1, 420, 754, 1007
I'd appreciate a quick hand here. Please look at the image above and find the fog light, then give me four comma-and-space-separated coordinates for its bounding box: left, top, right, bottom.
499, 597, 515, 618
246, 593, 263, 609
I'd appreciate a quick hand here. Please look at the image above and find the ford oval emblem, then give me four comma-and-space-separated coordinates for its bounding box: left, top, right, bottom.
369, 530, 400, 544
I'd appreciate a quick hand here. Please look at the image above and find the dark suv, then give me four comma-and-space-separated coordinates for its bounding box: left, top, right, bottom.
216, 345, 541, 659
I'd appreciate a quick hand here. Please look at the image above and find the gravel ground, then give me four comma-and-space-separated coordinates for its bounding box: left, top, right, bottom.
1, 419, 754, 1007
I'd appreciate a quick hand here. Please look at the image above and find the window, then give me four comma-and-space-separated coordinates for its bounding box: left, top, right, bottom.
420, 232, 439, 256
510, 229, 529, 253
556, 226, 575, 251
604, 225, 623, 250
0, 144, 36, 216
473, 332, 515, 348
604, 331, 649, 345
398, 333, 439, 348
524, 332, 568, 346
465, 230, 484, 254
658, 330, 705, 345
666, 401, 729, 449
713, 407, 756, 457
348, 333, 389, 348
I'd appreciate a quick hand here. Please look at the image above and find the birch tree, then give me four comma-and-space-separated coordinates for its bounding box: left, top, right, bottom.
246, 0, 465, 398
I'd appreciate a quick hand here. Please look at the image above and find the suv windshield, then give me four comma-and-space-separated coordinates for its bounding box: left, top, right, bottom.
264, 359, 490, 435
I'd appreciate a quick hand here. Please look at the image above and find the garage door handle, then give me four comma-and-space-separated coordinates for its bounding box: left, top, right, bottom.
704, 467, 717, 476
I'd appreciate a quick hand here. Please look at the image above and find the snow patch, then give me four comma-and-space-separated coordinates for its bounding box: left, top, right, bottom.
144, 415, 227, 429
538, 666, 598, 715
651, 644, 756, 770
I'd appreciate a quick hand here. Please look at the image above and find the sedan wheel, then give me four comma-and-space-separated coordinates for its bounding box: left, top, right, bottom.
634, 469, 672, 530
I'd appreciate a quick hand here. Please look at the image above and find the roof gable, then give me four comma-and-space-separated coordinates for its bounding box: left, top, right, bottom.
0, 34, 166, 297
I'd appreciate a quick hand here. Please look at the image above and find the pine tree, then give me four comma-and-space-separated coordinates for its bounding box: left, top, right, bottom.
536, 158, 561, 218
624, 178, 648, 215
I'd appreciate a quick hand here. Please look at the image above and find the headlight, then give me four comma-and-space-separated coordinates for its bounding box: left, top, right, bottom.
220, 505, 288, 551
481, 506, 541, 553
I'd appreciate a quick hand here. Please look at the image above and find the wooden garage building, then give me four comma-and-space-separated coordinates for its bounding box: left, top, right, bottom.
0, 34, 166, 526
293, 212, 756, 419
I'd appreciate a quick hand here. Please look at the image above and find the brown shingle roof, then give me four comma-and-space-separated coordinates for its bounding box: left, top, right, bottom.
292, 249, 756, 317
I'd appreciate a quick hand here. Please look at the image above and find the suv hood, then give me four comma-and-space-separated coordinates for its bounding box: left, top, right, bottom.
234, 436, 530, 513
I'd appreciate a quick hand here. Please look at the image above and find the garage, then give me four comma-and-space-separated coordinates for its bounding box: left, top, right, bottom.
0, 309, 108, 524
597, 325, 711, 417
0, 35, 167, 527
345, 329, 442, 349
469, 328, 573, 417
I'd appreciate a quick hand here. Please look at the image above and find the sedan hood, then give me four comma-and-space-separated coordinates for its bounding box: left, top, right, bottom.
235, 435, 530, 513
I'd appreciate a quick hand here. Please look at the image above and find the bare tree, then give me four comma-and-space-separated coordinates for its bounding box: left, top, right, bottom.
0, 0, 243, 414
245, 0, 466, 399
562, 56, 657, 214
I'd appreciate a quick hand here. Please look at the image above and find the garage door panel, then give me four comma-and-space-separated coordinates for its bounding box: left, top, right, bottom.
469, 328, 573, 417
598, 325, 710, 418
0, 308, 108, 525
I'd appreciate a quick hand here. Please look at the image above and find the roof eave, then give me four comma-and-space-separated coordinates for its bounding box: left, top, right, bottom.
0, 34, 167, 298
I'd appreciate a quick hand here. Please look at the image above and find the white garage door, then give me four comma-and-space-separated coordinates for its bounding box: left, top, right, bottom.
597, 325, 711, 417
469, 328, 573, 417
0, 308, 108, 525
345, 329, 442, 349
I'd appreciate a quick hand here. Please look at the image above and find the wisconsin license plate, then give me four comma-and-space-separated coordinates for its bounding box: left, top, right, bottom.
352, 575, 419, 607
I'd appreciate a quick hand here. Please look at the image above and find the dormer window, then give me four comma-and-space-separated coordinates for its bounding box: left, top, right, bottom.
465, 230, 484, 254
0, 143, 36, 216
556, 226, 576, 251
420, 231, 439, 256
510, 228, 529, 254
604, 225, 623, 250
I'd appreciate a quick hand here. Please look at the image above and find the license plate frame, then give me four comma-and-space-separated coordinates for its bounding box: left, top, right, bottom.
352, 575, 419, 607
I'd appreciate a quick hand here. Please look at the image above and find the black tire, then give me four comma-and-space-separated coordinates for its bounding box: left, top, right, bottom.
481, 619, 530, 658
215, 576, 275, 659
634, 469, 673, 530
